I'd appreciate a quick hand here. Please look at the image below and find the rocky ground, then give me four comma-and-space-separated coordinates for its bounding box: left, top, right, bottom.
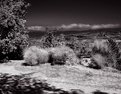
0, 60, 121, 94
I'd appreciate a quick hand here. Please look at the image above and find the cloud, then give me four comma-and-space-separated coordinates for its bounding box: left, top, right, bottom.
60, 23, 120, 30
91, 24, 120, 29
28, 26, 45, 31
60, 23, 91, 29
28, 24, 120, 31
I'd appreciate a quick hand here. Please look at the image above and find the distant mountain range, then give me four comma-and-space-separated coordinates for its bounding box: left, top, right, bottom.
27, 24, 121, 39
28, 24, 121, 31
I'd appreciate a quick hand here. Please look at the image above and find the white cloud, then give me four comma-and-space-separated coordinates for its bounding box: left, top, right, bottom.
91, 24, 120, 29
28, 24, 120, 31
60, 24, 120, 30
60, 23, 91, 29
28, 26, 45, 31
61, 24, 77, 29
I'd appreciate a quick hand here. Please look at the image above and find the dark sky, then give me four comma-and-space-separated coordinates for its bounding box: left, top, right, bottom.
25, 0, 121, 26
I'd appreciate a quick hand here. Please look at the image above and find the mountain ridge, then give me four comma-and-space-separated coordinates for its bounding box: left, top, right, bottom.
27, 24, 121, 31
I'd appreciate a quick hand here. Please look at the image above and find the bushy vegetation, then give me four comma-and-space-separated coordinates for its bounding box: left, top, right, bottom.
28, 30, 121, 70
35, 31, 92, 59
48, 46, 80, 65
0, 0, 29, 61
23, 45, 79, 66
91, 37, 121, 69
23, 46, 49, 66
36, 31, 67, 48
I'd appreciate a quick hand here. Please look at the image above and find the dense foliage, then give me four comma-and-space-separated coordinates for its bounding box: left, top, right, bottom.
0, 0, 29, 61
30, 30, 121, 70
31, 31, 91, 59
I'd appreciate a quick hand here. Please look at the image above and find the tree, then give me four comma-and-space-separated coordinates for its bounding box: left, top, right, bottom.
0, 0, 30, 61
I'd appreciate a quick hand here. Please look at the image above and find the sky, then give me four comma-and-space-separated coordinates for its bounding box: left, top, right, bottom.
25, 0, 121, 26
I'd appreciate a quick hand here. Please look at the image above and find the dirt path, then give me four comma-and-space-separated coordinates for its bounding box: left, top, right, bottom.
0, 60, 121, 94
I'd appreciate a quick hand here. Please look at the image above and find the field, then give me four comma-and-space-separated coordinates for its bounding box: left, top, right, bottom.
0, 60, 121, 94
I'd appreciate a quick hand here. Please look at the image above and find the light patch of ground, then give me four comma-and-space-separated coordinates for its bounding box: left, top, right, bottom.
0, 65, 20, 75
0, 60, 121, 94
0, 60, 34, 75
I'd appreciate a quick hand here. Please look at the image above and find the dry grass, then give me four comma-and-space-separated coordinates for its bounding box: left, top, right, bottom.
0, 61, 121, 94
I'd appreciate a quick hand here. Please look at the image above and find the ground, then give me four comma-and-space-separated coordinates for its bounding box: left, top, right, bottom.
0, 60, 121, 94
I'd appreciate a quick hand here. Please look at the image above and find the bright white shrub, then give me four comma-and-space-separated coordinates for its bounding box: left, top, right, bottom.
92, 54, 108, 68
47, 46, 80, 65
92, 39, 109, 53
23, 46, 49, 65
91, 38, 120, 69
23, 45, 79, 66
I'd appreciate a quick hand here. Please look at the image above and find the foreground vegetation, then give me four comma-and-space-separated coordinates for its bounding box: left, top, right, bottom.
28, 30, 121, 71
0, 0, 29, 61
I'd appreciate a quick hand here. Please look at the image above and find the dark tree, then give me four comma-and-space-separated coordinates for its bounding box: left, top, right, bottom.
0, 0, 30, 61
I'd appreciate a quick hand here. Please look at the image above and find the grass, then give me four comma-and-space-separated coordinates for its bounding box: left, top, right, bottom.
0, 61, 121, 94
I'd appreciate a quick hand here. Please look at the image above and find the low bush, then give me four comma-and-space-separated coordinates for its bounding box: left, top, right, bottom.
92, 54, 108, 68
23, 46, 49, 66
23, 45, 80, 66
91, 38, 121, 70
48, 46, 80, 65
66, 37, 92, 59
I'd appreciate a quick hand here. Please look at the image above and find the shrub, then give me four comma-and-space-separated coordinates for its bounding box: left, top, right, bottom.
92, 54, 108, 68
0, 0, 29, 61
91, 38, 121, 69
48, 46, 80, 65
38, 29, 56, 48
23, 46, 49, 66
77, 40, 92, 58
91, 39, 109, 68
39, 31, 66, 49
52, 34, 66, 47
92, 39, 109, 55
23, 45, 79, 66
66, 37, 92, 59
39, 31, 92, 59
